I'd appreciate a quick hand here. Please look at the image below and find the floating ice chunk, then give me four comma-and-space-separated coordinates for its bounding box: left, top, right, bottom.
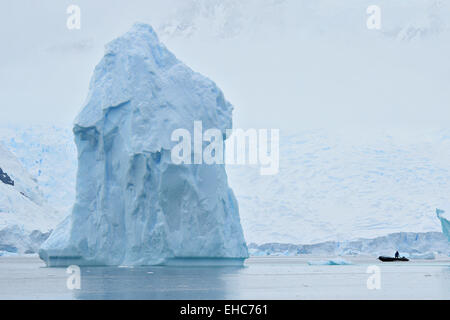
307, 259, 353, 266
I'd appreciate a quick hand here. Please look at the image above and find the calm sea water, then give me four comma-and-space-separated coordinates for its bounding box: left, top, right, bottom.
0, 256, 449, 299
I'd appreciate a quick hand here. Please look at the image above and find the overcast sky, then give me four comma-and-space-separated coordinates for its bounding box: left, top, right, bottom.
1, 0, 449, 133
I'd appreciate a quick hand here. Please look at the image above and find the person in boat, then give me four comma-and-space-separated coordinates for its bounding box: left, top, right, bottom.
395, 251, 400, 259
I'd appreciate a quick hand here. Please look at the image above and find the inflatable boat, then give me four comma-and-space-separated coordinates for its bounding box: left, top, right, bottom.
378, 256, 409, 262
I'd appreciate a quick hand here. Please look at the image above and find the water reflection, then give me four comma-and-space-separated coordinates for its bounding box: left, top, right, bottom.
74, 265, 245, 300
440, 266, 450, 295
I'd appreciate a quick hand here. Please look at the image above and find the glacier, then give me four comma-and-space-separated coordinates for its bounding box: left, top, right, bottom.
248, 232, 450, 258
0, 144, 59, 254
436, 209, 450, 242
39, 23, 248, 267
0, 125, 77, 212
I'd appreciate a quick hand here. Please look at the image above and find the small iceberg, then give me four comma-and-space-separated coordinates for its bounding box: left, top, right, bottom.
437, 209, 450, 242
307, 259, 353, 266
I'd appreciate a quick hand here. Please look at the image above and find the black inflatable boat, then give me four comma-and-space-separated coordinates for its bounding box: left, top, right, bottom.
378, 256, 409, 262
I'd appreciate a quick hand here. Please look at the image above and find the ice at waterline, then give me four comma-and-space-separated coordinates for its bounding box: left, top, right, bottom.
39, 23, 248, 267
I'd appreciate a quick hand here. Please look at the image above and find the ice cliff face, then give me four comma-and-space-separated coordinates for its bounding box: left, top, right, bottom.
248, 232, 450, 258
437, 209, 450, 242
39, 23, 248, 266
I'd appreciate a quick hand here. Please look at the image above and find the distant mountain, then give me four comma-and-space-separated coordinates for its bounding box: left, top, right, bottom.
157, 0, 450, 40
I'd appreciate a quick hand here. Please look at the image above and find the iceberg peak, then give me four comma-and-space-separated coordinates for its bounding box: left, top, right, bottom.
104, 22, 172, 60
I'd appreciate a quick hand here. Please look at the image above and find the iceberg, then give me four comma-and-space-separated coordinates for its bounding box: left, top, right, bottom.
39, 23, 248, 266
307, 259, 352, 266
437, 209, 450, 242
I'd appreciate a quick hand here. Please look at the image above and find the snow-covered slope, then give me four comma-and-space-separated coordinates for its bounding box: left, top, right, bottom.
0, 144, 60, 254
39, 23, 248, 267
228, 129, 450, 244
0, 125, 76, 212
153, 0, 450, 134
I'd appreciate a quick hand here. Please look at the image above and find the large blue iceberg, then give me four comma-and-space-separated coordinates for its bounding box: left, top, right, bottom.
39, 23, 248, 266
436, 209, 450, 242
